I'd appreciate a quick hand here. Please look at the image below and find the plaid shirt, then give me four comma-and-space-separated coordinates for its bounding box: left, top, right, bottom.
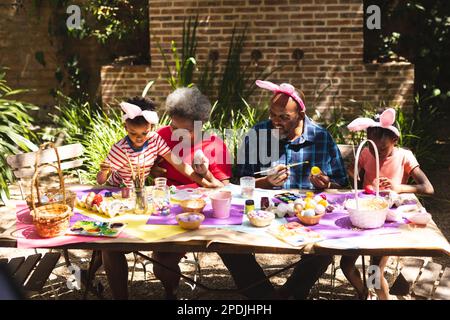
236, 117, 349, 189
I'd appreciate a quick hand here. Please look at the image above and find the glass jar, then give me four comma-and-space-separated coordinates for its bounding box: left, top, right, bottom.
134, 186, 148, 214
152, 177, 170, 216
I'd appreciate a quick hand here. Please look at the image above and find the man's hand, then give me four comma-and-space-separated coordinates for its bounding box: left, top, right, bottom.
266, 164, 289, 187
150, 165, 167, 178
309, 172, 331, 189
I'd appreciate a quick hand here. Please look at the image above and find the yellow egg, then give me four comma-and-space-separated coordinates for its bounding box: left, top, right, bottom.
318, 199, 328, 207
311, 166, 321, 176
304, 203, 316, 210
305, 191, 314, 198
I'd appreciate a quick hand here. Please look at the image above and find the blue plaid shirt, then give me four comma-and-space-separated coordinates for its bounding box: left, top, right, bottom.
236, 117, 349, 189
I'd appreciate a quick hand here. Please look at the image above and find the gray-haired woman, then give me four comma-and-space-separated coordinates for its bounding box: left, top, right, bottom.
151, 86, 231, 187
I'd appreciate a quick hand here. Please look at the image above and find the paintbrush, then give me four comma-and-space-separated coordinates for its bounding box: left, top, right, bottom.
254, 161, 309, 175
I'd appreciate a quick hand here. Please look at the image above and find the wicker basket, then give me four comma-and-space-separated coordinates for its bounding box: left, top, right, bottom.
29, 143, 73, 238
347, 139, 389, 229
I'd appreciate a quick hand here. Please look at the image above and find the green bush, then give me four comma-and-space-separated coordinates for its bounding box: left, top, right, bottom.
0, 70, 39, 201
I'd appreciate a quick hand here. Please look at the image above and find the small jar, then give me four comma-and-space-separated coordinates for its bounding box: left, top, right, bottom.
245, 200, 255, 215
121, 186, 131, 199
260, 197, 270, 210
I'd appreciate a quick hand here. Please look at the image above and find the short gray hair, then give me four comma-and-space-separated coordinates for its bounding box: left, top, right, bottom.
165, 87, 211, 122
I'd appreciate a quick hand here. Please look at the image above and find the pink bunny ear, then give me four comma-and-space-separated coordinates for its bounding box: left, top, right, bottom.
141, 110, 159, 124
279, 83, 295, 94
255, 80, 280, 92
347, 118, 376, 132
120, 102, 142, 119
380, 108, 396, 127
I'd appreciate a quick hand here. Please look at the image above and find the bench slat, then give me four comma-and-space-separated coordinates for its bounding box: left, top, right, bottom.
13, 159, 84, 178
7, 257, 25, 274
413, 261, 442, 298
0, 258, 7, 266
6, 144, 83, 169
13, 254, 42, 286
24, 252, 61, 292
432, 267, 450, 300
390, 258, 424, 296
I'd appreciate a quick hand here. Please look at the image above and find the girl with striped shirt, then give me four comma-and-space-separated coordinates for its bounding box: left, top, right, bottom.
96, 96, 221, 188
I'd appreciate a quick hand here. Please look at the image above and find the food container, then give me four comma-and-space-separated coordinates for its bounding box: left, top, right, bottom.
247, 210, 275, 227
176, 212, 205, 230
179, 198, 206, 213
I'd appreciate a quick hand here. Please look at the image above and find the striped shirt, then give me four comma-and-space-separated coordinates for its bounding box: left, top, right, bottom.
236, 117, 349, 189
106, 132, 171, 187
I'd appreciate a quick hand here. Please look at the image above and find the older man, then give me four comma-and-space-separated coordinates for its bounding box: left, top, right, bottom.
235, 80, 349, 299
237, 80, 348, 189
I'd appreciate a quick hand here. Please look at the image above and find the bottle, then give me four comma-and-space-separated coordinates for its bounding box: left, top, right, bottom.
245, 200, 255, 215
260, 197, 270, 210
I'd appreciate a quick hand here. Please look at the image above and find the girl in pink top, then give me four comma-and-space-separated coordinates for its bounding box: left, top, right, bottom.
341, 108, 434, 300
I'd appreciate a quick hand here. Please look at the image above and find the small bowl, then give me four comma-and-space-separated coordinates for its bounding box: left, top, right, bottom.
296, 212, 324, 226
176, 212, 205, 230
247, 210, 275, 227
179, 199, 206, 213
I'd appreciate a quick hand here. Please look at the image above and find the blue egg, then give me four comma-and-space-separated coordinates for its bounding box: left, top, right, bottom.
302, 209, 315, 217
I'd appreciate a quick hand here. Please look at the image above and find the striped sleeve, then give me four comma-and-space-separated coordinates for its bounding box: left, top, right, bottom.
154, 132, 171, 157
106, 141, 128, 171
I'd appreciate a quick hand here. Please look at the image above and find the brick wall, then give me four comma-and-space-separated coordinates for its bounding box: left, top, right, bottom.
0, 0, 59, 118
101, 0, 415, 118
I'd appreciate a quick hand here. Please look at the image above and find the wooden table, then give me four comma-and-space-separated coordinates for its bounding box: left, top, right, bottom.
1, 186, 449, 299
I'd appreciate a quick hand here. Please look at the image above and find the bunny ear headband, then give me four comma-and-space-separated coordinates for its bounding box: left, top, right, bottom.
120, 102, 159, 125
347, 108, 400, 137
255, 80, 306, 112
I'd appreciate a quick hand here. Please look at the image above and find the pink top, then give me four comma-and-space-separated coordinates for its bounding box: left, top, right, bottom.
359, 147, 420, 187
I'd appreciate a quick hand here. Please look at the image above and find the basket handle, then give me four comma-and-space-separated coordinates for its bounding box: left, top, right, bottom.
353, 139, 380, 210
30, 143, 66, 215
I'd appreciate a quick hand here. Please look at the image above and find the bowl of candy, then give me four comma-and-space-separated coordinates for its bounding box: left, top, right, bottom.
176, 212, 205, 230
179, 198, 206, 213
247, 210, 275, 227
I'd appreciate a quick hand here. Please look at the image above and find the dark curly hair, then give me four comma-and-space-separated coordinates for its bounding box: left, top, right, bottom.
124, 96, 157, 126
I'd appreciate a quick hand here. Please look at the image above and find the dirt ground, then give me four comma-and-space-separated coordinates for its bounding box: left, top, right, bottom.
1, 164, 449, 300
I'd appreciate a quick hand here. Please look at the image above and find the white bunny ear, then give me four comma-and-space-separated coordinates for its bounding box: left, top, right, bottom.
380, 108, 396, 127
120, 102, 142, 119
255, 80, 280, 92
347, 118, 376, 132
141, 110, 159, 124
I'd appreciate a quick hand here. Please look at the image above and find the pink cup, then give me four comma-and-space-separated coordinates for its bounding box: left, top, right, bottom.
210, 191, 232, 219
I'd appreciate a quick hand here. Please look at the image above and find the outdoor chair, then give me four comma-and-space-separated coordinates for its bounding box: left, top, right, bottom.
6, 143, 84, 268
0, 252, 61, 299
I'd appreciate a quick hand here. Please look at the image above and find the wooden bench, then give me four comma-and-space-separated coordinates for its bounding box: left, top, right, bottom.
0, 252, 61, 297
390, 258, 450, 300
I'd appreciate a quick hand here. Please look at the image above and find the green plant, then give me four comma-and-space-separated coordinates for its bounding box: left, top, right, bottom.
157, 15, 199, 90
80, 109, 125, 183
49, 91, 101, 143
0, 69, 39, 201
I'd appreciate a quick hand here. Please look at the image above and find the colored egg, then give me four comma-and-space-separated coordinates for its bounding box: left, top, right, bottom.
313, 195, 323, 203
318, 199, 328, 207
310, 166, 321, 176
315, 204, 326, 215
302, 209, 316, 217
305, 191, 314, 198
